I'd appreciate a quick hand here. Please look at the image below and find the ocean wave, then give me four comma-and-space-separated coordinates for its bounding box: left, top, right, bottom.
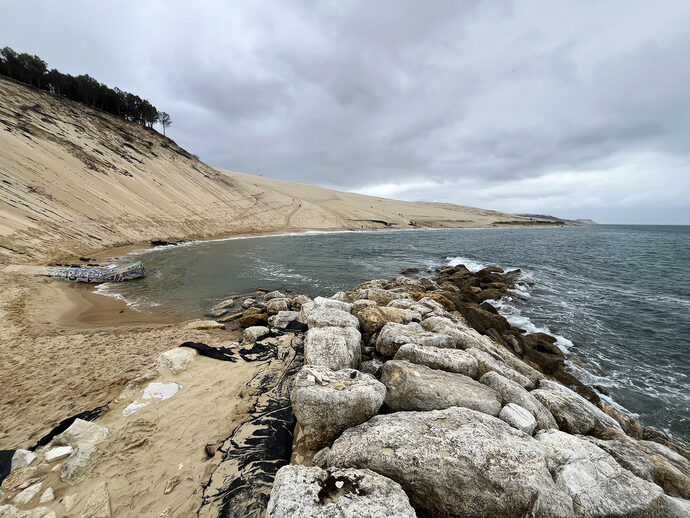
444, 255, 487, 272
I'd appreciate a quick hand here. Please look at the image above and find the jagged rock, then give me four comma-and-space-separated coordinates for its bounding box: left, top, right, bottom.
307, 307, 359, 329
499, 403, 537, 435
376, 322, 455, 358
154, 347, 196, 374
291, 366, 386, 450
467, 348, 532, 388
584, 430, 690, 499
239, 313, 268, 327
266, 465, 416, 518
39, 488, 54, 504
60, 444, 98, 482
54, 418, 108, 447
357, 306, 417, 337
242, 326, 271, 343
44, 446, 73, 461
267, 298, 291, 315
0, 505, 55, 518
304, 326, 361, 371
11, 450, 36, 471
243, 306, 264, 317
380, 360, 501, 415
321, 406, 574, 517
78, 481, 110, 518
13, 482, 42, 505
268, 311, 300, 330
393, 343, 478, 377
537, 429, 666, 517
313, 296, 352, 313
264, 291, 286, 301
479, 371, 557, 430
531, 380, 622, 436
185, 320, 225, 330
242, 297, 257, 308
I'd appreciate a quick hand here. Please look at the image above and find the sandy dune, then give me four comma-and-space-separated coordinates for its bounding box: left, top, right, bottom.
0, 75, 527, 265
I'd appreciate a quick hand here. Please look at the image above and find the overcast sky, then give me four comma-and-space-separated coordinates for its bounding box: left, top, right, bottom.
2, 1, 689, 223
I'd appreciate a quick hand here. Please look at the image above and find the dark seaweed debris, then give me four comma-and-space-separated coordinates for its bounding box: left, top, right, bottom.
30, 404, 107, 451
199, 335, 304, 518
179, 341, 238, 362
0, 449, 14, 486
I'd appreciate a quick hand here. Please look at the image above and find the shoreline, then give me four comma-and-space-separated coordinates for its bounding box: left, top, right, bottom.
1, 254, 689, 516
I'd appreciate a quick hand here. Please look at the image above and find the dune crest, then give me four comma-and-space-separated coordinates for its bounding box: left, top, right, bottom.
0, 76, 525, 264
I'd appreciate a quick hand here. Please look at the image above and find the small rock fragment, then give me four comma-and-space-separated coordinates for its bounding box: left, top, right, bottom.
44, 446, 73, 462
11, 450, 37, 471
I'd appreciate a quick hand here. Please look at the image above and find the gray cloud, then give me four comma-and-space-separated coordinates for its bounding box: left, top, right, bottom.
2, 0, 689, 223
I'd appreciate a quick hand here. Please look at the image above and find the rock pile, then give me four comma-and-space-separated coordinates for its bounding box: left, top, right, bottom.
266, 267, 690, 517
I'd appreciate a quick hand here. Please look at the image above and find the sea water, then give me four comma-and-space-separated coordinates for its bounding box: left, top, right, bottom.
103, 225, 690, 442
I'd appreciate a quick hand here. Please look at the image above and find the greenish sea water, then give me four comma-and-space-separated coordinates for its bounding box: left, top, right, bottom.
101, 225, 690, 442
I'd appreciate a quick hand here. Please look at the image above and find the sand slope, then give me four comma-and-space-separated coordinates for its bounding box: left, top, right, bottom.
0, 75, 526, 265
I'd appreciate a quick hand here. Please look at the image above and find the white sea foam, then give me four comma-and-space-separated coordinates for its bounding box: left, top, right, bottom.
444, 256, 487, 272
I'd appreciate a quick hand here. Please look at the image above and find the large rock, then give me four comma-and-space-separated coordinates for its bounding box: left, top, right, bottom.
268, 311, 300, 330
54, 419, 108, 447
10, 449, 36, 470
366, 288, 404, 305
376, 322, 455, 358
290, 294, 312, 309
13, 482, 42, 505
61, 444, 99, 482
313, 296, 352, 313
267, 298, 291, 315
242, 326, 270, 343
420, 316, 492, 350
387, 299, 433, 317
154, 347, 196, 374
537, 429, 666, 517
304, 326, 361, 371
185, 320, 225, 330
307, 307, 359, 329
291, 366, 385, 450
239, 313, 268, 327
467, 348, 532, 388
393, 343, 478, 377
380, 360, 501, 416
266, 465, 416, 518
479, 371, 556, 431
531, 380, 622, 436
499, 403, 537, 435
411, 292, 455, 311
357, 306, 417, 337
320, 406, 574, 517
585, 430, 690, 499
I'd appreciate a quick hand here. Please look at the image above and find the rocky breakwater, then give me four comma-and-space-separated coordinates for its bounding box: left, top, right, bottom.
264, 267, 690, 517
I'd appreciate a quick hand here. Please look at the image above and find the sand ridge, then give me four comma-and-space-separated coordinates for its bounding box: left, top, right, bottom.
0, 75, 530, 266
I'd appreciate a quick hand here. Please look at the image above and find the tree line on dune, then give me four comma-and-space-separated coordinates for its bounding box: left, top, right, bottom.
0, 46, 171, 134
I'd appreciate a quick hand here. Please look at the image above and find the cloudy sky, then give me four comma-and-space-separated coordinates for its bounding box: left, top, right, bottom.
3, 1, 689, 223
